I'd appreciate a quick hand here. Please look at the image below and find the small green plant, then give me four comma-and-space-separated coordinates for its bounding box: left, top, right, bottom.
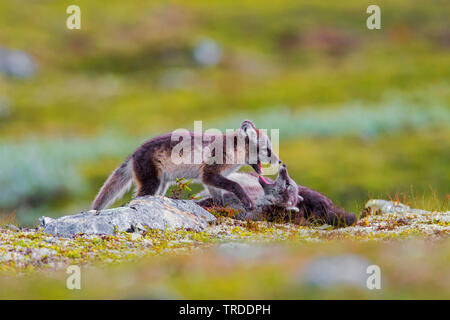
170, 178, 201, 200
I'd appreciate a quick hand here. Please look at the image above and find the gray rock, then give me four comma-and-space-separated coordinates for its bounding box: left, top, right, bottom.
5, 224, 20, 231
364, 199, 450, 217
364, 199, 409, 215
39, 196, 216, 238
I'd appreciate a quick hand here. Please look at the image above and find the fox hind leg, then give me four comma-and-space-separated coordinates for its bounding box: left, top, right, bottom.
133, 158, 161, 197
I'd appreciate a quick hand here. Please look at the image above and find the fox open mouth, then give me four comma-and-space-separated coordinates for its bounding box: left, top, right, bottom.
258, 175, 272, 185
251, 161, 264, 176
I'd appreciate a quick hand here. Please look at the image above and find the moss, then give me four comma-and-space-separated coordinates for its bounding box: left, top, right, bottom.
0, 205, 448, 292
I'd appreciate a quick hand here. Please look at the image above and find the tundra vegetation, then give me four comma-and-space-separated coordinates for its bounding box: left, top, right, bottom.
0, 0, 448, 298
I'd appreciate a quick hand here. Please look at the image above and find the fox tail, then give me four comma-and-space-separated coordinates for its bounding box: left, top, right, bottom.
91, 156, 133, 210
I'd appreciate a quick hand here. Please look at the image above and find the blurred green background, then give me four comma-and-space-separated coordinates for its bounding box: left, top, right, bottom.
0, 0, 449, 225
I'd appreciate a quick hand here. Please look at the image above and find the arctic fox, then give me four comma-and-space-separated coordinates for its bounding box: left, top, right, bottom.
198, 164, 357, 227
197, 163, 303, 220
92, 120, 279, 211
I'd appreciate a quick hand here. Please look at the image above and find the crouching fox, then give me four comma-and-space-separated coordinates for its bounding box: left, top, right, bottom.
197, 163, 303, 220
198, 164, 356, 227
92, 120, 279, 211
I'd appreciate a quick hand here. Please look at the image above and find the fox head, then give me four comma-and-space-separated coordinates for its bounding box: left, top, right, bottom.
238, 120, 280, 175
257, 164, 302, 212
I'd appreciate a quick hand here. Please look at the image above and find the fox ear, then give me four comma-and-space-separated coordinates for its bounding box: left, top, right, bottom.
239, 120, 258, 144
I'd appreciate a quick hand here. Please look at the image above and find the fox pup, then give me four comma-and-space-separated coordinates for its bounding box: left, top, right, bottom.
198, 164, 357, 227
197, 164, 303, 220
92, 120, 279, 211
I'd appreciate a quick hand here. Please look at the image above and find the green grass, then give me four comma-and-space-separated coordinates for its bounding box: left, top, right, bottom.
1, 0, 449, 136
0, 0, 448, 299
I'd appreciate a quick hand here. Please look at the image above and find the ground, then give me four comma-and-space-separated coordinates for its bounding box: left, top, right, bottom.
0, 205, 448, 299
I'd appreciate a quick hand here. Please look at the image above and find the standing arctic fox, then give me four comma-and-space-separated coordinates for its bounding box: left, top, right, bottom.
197, 164, 303, 220
92, 120, 279, 211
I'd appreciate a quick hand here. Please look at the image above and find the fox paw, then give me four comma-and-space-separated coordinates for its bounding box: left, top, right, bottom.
242, 199, 254, 211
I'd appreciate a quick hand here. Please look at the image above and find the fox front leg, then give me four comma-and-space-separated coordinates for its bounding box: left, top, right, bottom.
202, 173, 254, 211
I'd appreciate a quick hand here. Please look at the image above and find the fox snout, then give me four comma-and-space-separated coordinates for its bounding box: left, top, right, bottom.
279, 163, 289, 180
250, 161, 264, 175
278, 163, 303, 205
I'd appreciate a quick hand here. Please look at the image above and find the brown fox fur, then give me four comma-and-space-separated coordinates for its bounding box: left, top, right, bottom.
296, 185, 356, 227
